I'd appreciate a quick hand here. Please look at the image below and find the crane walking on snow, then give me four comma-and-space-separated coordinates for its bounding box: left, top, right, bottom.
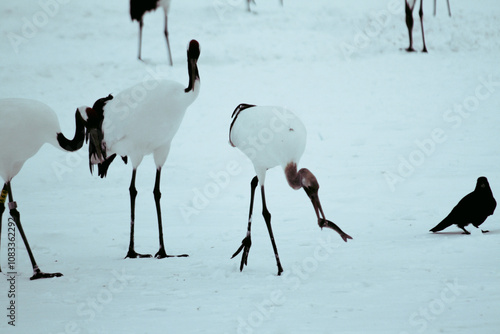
77, 40, 200, 259
229, 104, 352, 276
130, 0, 173, 65
0, 99, 85, 280
405, 0, 451, 52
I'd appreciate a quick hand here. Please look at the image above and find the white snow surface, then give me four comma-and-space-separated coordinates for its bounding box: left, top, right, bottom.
1, 0, 500, 333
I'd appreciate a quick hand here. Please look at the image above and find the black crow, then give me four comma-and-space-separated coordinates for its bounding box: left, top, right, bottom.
430, 176, 496, 234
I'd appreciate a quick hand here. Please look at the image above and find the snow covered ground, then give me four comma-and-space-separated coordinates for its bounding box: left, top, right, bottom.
1, 0, 500, 333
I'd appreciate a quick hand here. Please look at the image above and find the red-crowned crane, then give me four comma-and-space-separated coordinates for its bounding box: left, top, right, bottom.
0, 98, 85, 280
247, 0, 283, 12
130, 0, 173, 65
229, 104, 352, 276
405, 0, 451, 52
77, 40, 200, 259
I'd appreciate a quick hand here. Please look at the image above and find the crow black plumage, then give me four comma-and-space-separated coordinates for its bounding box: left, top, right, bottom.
430, 176, 496, 234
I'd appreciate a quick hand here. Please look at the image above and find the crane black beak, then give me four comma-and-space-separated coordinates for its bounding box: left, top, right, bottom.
306, 191, 353, 243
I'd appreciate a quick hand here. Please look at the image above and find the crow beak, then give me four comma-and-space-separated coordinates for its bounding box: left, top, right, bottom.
306, 191, 353, 242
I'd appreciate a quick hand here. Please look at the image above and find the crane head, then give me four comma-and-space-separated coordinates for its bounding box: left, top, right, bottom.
187, 39, 200, 61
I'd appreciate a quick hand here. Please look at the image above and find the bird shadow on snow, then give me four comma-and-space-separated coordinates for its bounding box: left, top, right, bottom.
427, 229, 499, 236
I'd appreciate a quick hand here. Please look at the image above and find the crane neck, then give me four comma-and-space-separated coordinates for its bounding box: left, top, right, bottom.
285, 163, 302, 190
185, 59, 200, 93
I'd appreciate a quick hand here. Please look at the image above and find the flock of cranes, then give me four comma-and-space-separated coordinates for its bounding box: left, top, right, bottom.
1, 0, 462, 280
1, 38, 351, 279
130, 0, 452, 62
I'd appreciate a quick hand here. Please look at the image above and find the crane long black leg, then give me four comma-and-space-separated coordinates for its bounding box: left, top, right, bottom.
261, 185, 284, 276
164, 13, 173, 66
405, 1, 415, 52
5, 182, 62, 280
153, 168, 166, 258
125, 169, 151, 258
232, 176, 259, 271
434, 0, 452, 16
154, 168, 188, 259
0, 184, 7, 273
138, 19, 144, 60
419, 0, 428, 52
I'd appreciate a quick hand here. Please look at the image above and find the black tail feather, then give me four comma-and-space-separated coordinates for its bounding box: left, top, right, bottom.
88, 128, 107, 173
97, 154, 117, 178
86, 94, 113, 174
57, 110, 86, 152
430, 217, 453, 233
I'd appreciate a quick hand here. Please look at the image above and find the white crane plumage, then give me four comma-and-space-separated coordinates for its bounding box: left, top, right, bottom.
130, 0, 173, 65
0, 98, 85, 280
78, 40, 200, 259
229, 104, 352, 276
